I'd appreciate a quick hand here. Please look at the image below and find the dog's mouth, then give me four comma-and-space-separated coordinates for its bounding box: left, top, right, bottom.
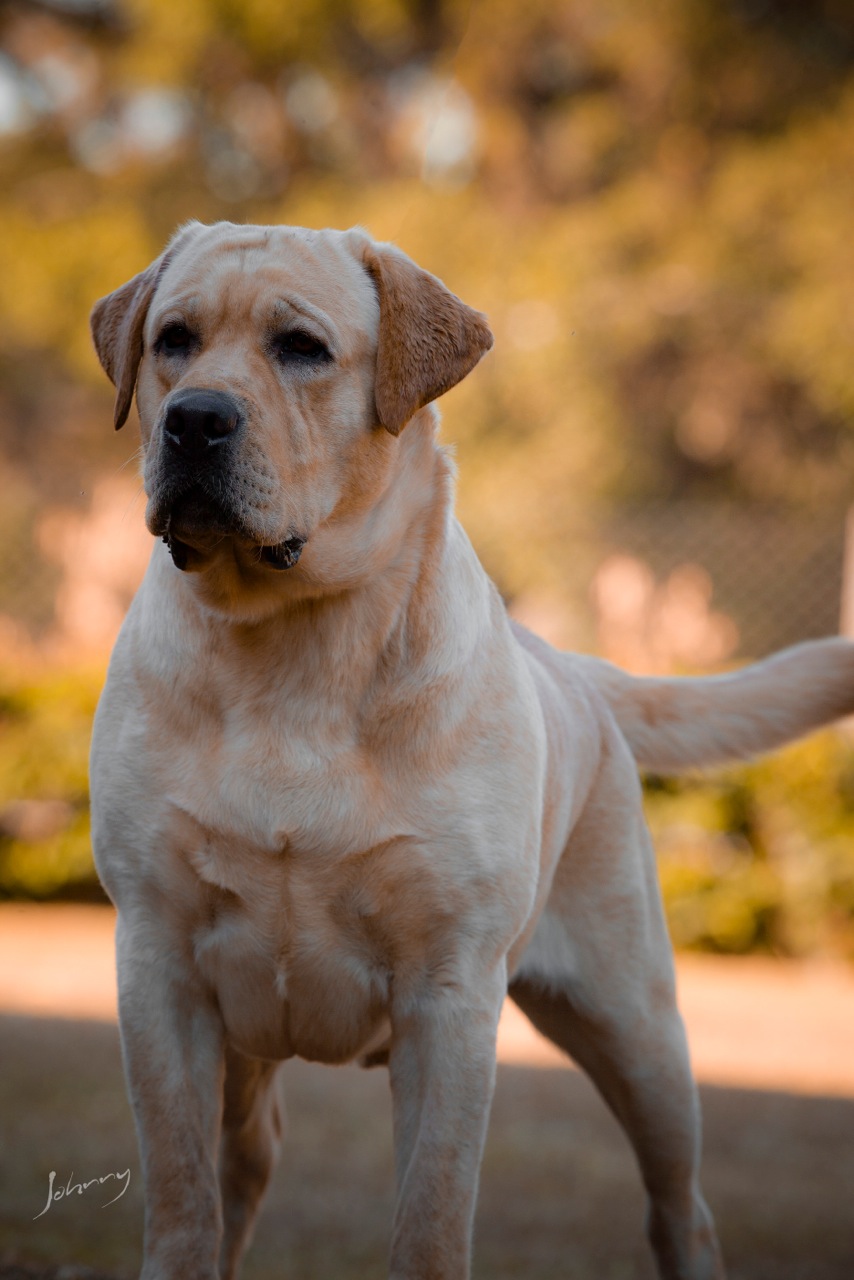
254, 538, 306, 571
154, 486, 306, 574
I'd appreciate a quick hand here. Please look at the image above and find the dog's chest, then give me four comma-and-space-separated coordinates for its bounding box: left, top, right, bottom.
173, 691, 388, 859
185, 813, 400, 1063
168, 717, 428, 1065
142, 656, 519, 1065
195, 870, 392, 1066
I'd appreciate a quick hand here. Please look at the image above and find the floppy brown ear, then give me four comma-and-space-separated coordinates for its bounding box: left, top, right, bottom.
362, 242, 494, 436
90, 221, 201, 430
90, 256, 168, 431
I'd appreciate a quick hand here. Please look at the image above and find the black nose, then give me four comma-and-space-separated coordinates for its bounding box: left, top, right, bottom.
163, 389, 241, 459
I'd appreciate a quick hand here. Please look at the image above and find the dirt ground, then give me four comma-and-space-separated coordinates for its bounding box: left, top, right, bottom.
1, 904, 853, 1279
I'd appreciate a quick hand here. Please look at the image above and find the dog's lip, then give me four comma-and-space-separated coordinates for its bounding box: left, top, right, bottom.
150, 484, 307, 573
163, 530, 307, 573
156, 503, 307, 575
257, 536, 306, 571
157, 482, 232, 531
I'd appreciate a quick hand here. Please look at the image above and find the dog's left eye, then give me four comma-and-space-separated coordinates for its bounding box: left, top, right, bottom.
156, 323, 194, 354
272, 330, 330, 363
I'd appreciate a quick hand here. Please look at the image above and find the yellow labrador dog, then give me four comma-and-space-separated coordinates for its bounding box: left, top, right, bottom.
90, 220, 854, 1280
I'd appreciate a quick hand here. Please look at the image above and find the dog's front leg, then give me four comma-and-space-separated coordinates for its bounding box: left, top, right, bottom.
387, 965, 505, 1280
116, 910, 226, 1280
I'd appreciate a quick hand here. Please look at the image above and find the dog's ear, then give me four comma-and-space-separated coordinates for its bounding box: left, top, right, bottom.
91, 257, 166, 431
90, 224, 199, 430
361, 241, 494, 436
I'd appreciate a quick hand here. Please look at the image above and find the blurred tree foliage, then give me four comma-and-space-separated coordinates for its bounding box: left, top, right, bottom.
648, 733, 854, 959
0, 665, 102, 898
0, 0, 853, 615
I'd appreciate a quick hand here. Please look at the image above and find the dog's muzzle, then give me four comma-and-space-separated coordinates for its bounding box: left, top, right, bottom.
150, 388, 307, 573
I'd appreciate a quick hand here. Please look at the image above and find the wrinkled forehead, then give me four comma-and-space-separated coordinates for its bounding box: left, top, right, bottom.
150, 223, 379, 346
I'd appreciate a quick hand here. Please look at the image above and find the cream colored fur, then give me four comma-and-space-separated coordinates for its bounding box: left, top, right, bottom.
89, 220, 854, 1280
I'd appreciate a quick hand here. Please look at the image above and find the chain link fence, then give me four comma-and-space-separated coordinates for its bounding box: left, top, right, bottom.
584, 501, 851, 672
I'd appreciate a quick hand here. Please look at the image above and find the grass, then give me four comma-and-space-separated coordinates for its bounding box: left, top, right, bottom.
1, 1015, 853, 1279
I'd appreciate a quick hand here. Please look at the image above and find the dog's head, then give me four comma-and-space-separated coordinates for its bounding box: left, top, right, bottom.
91, 221, 492, 613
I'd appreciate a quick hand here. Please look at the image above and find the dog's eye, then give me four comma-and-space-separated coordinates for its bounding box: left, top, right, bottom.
157, 324, 194, 354
272, 330, 330, 363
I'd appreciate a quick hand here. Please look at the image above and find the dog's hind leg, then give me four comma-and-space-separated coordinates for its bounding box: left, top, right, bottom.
218, 1046, 283, 1280
510, 729, 725, 1280
509, 971, 722, 1279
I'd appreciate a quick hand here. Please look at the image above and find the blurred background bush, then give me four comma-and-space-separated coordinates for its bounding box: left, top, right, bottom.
0, 0, 853, 958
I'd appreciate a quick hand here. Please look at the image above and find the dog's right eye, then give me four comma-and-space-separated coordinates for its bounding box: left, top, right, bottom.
156, 324, 194, 354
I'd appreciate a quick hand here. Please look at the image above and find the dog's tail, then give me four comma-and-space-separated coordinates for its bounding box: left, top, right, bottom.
575, 638, 854, 773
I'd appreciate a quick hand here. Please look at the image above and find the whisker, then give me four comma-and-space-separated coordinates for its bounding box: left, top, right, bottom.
119, 484, 146, 526
116, 446, 144, 476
